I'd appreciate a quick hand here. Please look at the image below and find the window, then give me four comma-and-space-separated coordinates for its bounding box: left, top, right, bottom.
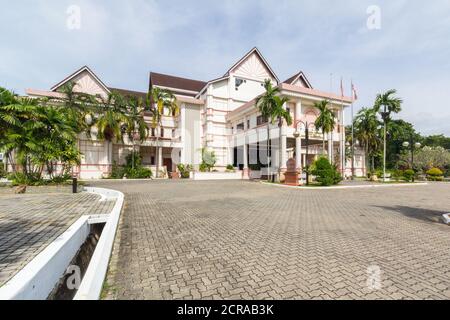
235, 78, 246, 90
257, 115, 268, 126
247, 120, 250, 130
286, 107, 290, 114
151, 128, 155, 137
160, 128, 164, 138
151, 156, 155, 165
172, 129, 176, 138
236, 123, 244, 131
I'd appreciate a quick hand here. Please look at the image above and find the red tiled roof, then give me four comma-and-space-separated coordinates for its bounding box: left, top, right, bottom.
149, 72, 207, 96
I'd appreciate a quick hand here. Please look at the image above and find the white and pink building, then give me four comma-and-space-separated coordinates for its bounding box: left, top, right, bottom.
26, 47, 366, 179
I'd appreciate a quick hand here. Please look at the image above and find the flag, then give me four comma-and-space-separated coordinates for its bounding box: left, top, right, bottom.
340, 77, 344, 97
351, 82, 358, 100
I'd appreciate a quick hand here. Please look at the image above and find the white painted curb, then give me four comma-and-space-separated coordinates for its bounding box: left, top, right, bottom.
442, 213, 450, 225
0, 216, 91, 300
74, 187, 124, 300
0, 187, 123, 300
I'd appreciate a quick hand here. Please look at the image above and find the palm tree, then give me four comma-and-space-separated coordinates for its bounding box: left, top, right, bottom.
314, 100, 336, 160
255, 80, 280, 181
272, 95, 292, 180
353, 107, 381, 173
373, 89, 403, 180
92, 92, 128, 172
147, 87, 179, 178
124, 96, 149, 169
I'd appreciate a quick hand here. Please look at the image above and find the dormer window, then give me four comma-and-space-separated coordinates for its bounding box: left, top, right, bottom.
235, 78, 246, 90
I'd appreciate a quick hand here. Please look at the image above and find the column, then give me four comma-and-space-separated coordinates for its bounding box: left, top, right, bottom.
280, 126, 287, 171
295, 101, 302, 172
157, 146, 163, 174
328, 132, 333, 163
242, 134, 249, 179
340, 109, 345, 175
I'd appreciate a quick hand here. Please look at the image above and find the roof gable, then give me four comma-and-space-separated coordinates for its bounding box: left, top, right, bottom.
283, 71, 313, 89
50, 66, 110, 97
225, 47, 279, 83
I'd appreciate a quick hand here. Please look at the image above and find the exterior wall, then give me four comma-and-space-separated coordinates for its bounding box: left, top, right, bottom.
202, 52, 277, 169
182, 103, 202, 169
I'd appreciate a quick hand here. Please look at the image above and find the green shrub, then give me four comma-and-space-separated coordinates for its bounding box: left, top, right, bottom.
9, 172, 45, 186
199, 162, 209, 172
109, 161, 125, 179
0, 163, 5, 178
403, 169, 415, 182
177, 164, 192, 178
311, 157, 342, 186
125, 167, 152, 179
392, 169, 404, 181
426, 167, 443, 181
226, 164, 235, 171
50, 174, 71, 184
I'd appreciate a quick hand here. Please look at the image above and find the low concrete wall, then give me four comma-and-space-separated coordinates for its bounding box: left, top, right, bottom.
74, 187, 124, 300
0, 216, 91, 300
190, 171, 243, 180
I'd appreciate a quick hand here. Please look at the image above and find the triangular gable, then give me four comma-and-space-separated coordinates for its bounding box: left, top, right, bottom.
50, 66, 111, 97
225, 47, 279, 83
283, 71, 313, 89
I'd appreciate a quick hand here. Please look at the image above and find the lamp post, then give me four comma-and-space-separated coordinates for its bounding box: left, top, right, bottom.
380, 104, 389, 182
294, 120, 311, 186
402, 135, 421, 182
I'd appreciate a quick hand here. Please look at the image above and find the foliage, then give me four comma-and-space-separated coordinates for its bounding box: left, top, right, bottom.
108, 152, 152, 179
311, 157, 342, 186
314, 100, 336, 154
426, 167, 443, 181
402, 146, 450, 172
110, 161, 126, 179
147, 87, 179, 178
1, 84, 154, 184
125, 167, 152, 179
0, 162, 5, 178
177, 164, 193, 178
226, 164, 235, 171
403, 169, 415, 182
353, 107, 381, 171
392, 169, 404, 181
200, 148, 217, 172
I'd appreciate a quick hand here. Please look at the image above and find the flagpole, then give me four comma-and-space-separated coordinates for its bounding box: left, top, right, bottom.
351, 79, 355, 180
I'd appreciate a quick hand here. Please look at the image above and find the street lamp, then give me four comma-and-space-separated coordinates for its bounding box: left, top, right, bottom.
294, 120, 311, 186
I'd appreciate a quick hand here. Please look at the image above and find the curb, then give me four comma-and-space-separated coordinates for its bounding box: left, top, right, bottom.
0, 187, 123, 300
261, 181, 429, 190
74, 187, 124, 300
442, 213, 450, 225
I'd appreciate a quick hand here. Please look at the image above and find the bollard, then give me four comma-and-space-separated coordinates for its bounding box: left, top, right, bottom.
72, 177, 77, 194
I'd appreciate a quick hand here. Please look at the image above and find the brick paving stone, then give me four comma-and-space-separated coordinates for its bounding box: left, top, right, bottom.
0, 188, 115, 286
96, 180, 450, 300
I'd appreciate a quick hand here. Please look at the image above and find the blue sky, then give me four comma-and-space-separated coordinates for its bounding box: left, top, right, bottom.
1, 0, 450, 135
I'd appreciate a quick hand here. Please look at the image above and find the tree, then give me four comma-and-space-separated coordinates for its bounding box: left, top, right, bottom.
273, 95, 292, 180
255, 80, 278, 181
314, 100, 336, 160
373, 89, 403, 180
147, 87, 179, 177
123, 96, 149, 169
353, 107, 381, 172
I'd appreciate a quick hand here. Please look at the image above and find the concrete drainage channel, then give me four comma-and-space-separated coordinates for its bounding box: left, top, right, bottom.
0, 187, 124, 300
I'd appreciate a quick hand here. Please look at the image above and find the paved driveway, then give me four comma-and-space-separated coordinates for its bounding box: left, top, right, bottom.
96, 180, 450, 300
